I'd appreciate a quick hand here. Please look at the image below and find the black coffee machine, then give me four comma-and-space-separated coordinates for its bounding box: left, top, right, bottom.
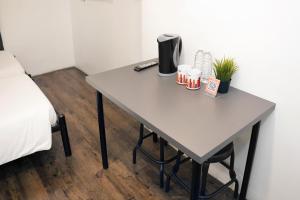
157, 34, 182, 76
0, 33, 4, 51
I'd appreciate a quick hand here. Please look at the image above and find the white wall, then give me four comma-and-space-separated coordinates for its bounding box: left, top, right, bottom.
0, 0, 75, 75
142, 0, 300, 199
70, 0, 142, 75
0, 0, 298, 198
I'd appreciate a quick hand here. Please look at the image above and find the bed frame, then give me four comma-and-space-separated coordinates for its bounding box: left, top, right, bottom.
51, 114, 72, 157
28, 73, 72, 157
28, 75, 72, 157
0, 32, 72, 157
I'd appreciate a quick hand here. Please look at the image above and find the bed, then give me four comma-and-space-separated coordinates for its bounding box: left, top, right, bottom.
0, 34, 71, 165
0, 51, 25, 78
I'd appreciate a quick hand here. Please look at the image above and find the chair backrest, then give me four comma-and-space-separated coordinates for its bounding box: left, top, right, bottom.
0, 32, 4, 50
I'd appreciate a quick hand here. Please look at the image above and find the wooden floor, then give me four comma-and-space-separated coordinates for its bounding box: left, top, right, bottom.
0, 68, 234, 200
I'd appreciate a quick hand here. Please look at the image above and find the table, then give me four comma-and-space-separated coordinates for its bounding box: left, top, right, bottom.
86, 59, 275, 200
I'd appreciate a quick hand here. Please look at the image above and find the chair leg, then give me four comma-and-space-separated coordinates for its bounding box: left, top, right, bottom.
229, 151, 239, 199
133, 123, 144, 164
58, 114, 72, 157
165, 151, 183, 192
159, 137, 165, 188
153, 133, 158, 143
234, 180, 239, 199
164, 140, 169, 146
200, 163, 210, 197
165, 176, 171, 192
166, 145, 238, 199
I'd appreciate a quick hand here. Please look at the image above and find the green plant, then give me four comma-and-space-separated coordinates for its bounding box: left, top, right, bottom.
213, 57, 238, 82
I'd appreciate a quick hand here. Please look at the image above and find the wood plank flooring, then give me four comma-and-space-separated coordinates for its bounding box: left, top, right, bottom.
0, 68, 234, 200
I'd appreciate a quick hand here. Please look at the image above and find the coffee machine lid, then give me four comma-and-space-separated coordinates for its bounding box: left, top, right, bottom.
157, 34, 180, 43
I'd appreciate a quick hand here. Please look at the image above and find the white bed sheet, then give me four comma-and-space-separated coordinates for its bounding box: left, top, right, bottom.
0, 51, 25, 78
0, 74, 57, 165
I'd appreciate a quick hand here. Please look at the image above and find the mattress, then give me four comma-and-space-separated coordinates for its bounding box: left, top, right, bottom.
0, 51, 25, 78
0, 74, 57, 165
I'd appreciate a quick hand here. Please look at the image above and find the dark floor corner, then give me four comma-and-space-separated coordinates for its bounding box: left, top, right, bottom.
0, 67, 234, 200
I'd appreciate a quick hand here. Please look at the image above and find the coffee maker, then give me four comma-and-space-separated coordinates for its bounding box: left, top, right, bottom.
0, 33, 4, 51
157, 34, 182, 76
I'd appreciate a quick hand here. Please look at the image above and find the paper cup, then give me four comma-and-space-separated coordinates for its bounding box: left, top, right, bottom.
176, 65, 192, 85
186, 68, 202, 90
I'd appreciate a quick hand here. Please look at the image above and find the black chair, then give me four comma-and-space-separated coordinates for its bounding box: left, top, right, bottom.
165, 143, 239, 199
133, 123, 178, 188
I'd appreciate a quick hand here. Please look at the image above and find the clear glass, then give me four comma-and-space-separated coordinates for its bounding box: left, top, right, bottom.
201, 52, 213, 83
194, 50, 204, 70
194, 50, 213, 83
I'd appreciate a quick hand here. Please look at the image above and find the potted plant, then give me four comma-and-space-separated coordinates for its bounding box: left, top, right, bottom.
213, 57, 238, 93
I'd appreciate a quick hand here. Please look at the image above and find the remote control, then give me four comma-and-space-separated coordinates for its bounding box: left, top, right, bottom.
134, 61, 158, 72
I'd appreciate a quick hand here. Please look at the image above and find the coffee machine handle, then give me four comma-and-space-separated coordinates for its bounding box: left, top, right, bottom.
179, 37, 182, 55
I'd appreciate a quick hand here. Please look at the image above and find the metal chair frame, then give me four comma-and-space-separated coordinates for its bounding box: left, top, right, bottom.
165, 143, 239, 199
133, 123, 178, 188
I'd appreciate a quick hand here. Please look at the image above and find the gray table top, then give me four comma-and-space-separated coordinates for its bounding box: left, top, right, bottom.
86, 59, 275, 164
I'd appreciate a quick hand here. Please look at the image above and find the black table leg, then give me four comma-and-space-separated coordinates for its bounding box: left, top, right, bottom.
190, 160, 201, 200
160, 137, 165, 188
97, 91, 109, 169
239, 121, 261, 200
